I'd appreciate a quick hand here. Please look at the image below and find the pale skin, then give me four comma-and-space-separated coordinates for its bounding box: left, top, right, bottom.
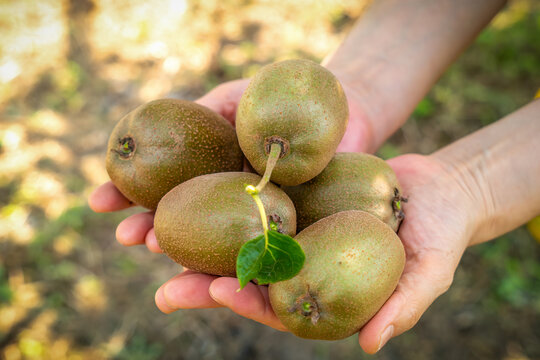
88, 0, 540, 354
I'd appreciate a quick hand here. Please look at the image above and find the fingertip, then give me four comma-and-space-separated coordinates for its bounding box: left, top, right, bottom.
358, 332, 378, 354
358, 291, 405, 353
359, 324, 394, 354
115, 221, 138, 247
88, 182, 133, 213
115, 222, 131, 246
116, 212, 154, 247
155, 286, 177, 314
361, 254, 457, 352
145, 228, 162, 253
88, 184, 111, 213
358, 318, 384, 354
88, 187, 102, 212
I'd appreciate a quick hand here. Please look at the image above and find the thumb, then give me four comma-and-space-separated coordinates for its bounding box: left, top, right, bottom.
335, 95, 374, 153
358, 253, 456, 354
195, 79, 250, 124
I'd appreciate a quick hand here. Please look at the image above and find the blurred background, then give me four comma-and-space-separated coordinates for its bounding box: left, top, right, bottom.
0, 0, 539, 359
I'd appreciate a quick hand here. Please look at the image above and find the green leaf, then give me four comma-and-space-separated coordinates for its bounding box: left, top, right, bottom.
236, 234, 266, 289
236, 230, 305, 289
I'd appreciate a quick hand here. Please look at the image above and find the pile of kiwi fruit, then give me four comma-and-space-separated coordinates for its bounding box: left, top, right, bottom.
105, 59, 406, 341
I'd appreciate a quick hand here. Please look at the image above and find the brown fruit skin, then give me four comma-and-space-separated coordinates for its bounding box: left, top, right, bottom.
283, 153, 403, 232
268, 210, 405, 341
154, 172, 296, 276
106, 99, 244, 209
236, 59, 348, 186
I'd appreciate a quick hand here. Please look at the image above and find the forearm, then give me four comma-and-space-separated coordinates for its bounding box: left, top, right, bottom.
431, 100, 540, 245
324, 0, 506, 151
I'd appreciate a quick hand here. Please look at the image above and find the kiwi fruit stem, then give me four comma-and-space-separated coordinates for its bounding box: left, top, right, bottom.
242, 143, 286, 281
242, 185, 271, 293
246, 185, 270, 235
254, 143, 282, 193
244, 142, 282, 247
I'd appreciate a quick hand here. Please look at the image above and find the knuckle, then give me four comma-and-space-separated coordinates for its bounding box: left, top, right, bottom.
439, 273, 454, 294
402, 305, 422, 330
432, 267, 455, 295
426, 253, 456, 295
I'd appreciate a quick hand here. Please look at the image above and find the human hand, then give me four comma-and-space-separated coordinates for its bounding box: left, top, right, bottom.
89, 73, 374, 251
88, 73, 383, 337
155, 153, 481, 352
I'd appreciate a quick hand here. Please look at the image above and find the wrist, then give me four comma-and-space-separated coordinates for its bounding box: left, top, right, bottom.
430, 101, 540, 246
428, 151, 491, 247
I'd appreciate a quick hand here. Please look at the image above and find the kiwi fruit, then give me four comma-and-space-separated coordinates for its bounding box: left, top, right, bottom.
283, 152, 405, 232
154, 172, 296, 276
106, 99, 243, 209
236, 59, 348, 186
269, 210, 405, 340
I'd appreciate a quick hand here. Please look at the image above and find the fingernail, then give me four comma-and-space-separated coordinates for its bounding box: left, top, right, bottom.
377, 325, 394, 352
208, 280, 224, 305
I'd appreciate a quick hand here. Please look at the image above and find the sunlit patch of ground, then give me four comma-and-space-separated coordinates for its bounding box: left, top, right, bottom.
0, 0, 68, 106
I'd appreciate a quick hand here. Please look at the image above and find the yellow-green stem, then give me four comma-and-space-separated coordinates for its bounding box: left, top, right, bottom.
245, 185, 269, 247
245, 143, 283, 247
255, 143, 282, 192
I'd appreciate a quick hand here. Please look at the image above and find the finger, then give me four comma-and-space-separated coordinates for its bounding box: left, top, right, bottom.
336, 110, 373, 154
145, 228, 162, 253
195, 79, 250, 124
89, 181, 134, 212
335, 88, 373, 153
209, 277, 287, 332
155, 271, 222, 313
358, 255, 455, 354
116, 211, 154, 247
155, 285, 176, 314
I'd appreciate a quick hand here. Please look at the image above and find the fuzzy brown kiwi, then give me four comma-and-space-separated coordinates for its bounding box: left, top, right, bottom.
282, 152, 406, 232
154, 172, 297, 276
268, 210, 405, 340
236, 59, 348, 187
106, 99, 244, 209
